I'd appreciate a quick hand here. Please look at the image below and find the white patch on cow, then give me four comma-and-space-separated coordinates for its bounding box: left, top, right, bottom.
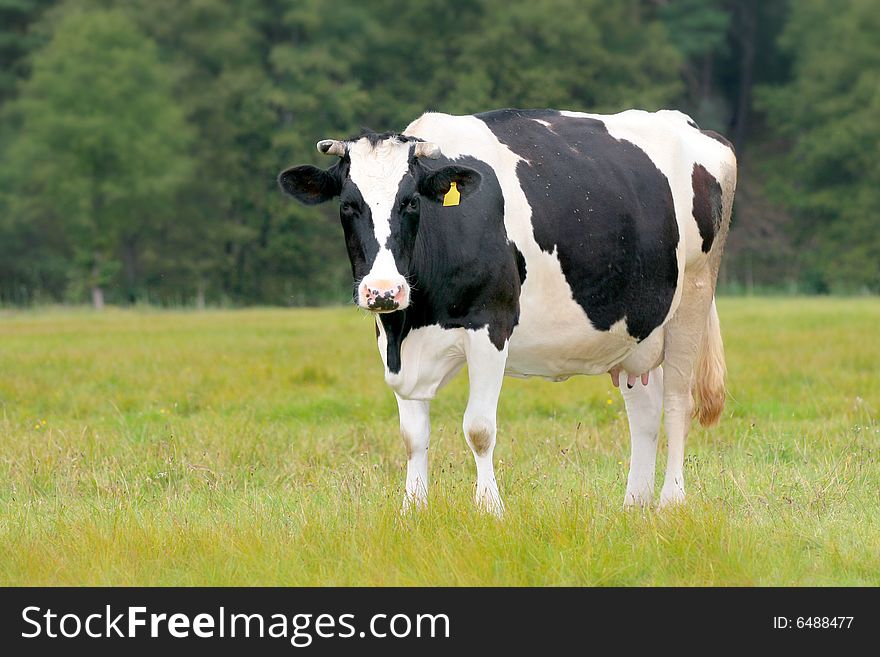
348, 137, 410, 244
348, 137, 412, 284
376, 320, 467, 400
365, 248, 401, 286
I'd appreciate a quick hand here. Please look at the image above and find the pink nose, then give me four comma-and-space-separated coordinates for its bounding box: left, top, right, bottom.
360, 280, 408, 311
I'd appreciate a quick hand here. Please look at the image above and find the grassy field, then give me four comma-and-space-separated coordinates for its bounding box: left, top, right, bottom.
0, 298, 877, 586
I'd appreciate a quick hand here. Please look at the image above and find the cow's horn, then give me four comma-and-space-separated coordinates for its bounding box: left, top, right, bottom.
316, 139, 346, 156
413, 142, 441, 159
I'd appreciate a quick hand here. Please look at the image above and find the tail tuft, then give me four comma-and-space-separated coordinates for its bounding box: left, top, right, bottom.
694, 298, 726, 427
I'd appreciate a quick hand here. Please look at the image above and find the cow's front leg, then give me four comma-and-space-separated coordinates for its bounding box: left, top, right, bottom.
396, 395, 431, 512
463, 330, 508, 517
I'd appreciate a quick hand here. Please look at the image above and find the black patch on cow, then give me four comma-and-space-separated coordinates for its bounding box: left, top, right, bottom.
477, 109, 679, 341
278, 158, 345, 205
691, 163, 723, 253
378, 154, 519, 371
381, 311, 405, 373
701, 129, 735, 153
513, 244, 527, 285
687, 118, 699, 129
339, 180, 380, 284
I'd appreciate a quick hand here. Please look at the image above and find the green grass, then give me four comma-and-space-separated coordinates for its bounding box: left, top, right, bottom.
0, 298, 877, 585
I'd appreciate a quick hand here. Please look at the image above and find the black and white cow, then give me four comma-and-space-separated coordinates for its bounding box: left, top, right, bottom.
279, 108, 736, 514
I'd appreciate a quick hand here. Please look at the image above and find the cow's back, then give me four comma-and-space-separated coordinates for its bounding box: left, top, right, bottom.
405, 108, 735, 379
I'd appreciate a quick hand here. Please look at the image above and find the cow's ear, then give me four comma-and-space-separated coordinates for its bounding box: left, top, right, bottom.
418, 165, 482, 204
278, 165, 341, 205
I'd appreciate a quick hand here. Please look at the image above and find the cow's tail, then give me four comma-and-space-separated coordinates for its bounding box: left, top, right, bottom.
694, 297, 726, 427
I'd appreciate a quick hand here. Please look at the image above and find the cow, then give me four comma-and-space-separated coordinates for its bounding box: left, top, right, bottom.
278, 108, 736, 515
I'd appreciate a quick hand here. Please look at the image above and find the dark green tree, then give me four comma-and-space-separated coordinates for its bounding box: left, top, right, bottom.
351, 0, 684, 119
1, 0, 873, 302
457, 0, 682, 112
0, 0, 57, 105
657, 0, 730, 129
262, 0, 370, 304
1, 5, 193, 306
757, 0, 880, 292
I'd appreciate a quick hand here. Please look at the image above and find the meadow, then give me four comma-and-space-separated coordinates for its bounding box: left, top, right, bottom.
0, 298, 877, 586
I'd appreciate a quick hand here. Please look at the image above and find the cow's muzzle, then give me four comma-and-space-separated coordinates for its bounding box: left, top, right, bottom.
359, 278, 409, 313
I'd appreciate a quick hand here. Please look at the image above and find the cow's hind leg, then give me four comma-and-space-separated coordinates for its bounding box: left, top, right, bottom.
621, 365, 664, 508
463, 330, 508, 516
659, 271, 717, 508
397, 395, 431, 512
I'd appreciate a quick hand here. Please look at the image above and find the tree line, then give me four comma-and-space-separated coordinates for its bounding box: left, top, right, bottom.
0, 0, 876, 307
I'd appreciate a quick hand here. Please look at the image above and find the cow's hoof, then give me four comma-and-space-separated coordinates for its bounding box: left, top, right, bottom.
400, 494, 427, 515
623, 490, 654, 510
476, 492, 504, 518
658, 483, 685, 509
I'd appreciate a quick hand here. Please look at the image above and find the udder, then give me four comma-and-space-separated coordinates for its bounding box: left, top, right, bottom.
608, 327, 664, 388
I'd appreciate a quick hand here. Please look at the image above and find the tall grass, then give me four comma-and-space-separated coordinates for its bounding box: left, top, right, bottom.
0, 298, 877, 585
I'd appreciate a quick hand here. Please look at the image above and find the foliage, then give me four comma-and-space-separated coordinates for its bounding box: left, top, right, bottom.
659, 0, 730, 59
657, 0, 730, 128
0, 0, 877, 303
0, 5, 192, 302
757, 0, 880, 292
0, 0, 55, 103
0, 0, 686, 305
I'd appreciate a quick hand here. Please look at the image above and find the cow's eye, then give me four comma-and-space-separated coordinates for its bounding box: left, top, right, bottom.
404, 197, 419, 213
341, 201, 357, 216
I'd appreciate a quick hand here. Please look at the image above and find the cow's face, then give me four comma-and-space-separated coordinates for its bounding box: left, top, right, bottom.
279, 134, 481, 312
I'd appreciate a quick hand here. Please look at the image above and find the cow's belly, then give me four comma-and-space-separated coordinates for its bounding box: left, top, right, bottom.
507, 311, 667, 381
507, 316, 633, 379
505, 247, 674, 380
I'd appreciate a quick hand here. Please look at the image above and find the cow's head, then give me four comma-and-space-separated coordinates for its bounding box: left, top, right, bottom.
278, 134, 481, 312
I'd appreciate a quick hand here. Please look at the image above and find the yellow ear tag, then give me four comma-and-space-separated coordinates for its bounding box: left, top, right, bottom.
442, 181, 460, 207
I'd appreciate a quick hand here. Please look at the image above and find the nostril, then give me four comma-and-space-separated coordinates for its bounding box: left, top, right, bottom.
361, 281, 406, 309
